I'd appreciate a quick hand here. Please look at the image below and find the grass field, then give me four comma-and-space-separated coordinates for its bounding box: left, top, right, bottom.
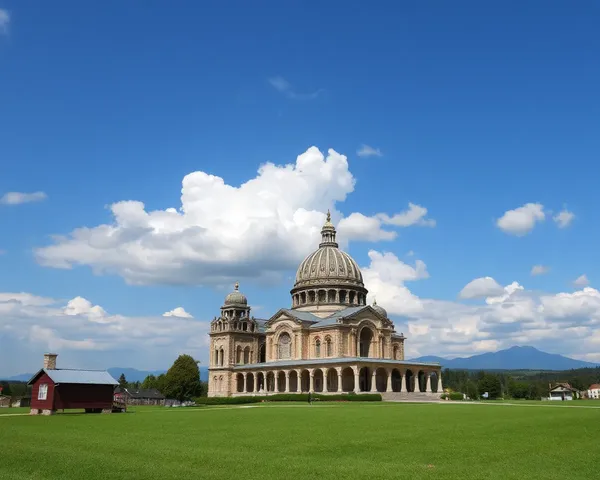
2, 402, 599, 479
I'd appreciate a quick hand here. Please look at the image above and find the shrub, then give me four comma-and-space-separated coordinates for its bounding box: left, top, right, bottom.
192, 393, 382, 405
447, 392, 464, 401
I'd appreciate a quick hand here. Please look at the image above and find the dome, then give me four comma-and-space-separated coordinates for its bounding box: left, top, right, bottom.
291, 211, 368, 313
372, 299, 387, 318
224, 282, 247, 306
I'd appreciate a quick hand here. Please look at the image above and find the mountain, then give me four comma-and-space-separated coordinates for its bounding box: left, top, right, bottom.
411, 346, 600, 371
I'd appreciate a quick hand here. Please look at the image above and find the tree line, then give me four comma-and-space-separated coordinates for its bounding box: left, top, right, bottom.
443, 367, 600, 400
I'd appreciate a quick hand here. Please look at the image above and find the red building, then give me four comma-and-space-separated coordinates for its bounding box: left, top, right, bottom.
27, 353, 118, 415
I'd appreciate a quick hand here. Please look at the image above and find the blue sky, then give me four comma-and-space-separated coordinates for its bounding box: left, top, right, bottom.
1, 1, 599, 376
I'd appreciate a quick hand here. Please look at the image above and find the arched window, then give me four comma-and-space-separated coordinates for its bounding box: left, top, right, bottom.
325, 337, 333, 357
259, 343, 266, 363
393, 345, 399, 360
214, 349, 219, 366
315, 339, 321, 358
244, 346, 250, 364
219, 348, 224, 366
278, 332, 292, 360
236, 345, 243, 364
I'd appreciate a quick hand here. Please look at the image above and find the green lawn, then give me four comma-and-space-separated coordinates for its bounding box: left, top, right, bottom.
1, 402, 599, 479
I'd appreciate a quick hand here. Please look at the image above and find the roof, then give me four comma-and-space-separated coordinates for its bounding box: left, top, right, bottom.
232, 356, 441, 370
549, 383, 577, 392
589, 384, 600, 390
119, 388, 165, 399
28, 368, 118, 386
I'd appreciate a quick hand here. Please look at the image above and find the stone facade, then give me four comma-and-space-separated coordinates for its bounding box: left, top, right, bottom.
208, 212, 442, 399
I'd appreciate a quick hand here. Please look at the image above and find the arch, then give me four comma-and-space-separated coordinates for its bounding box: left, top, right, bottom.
236, 373, 244, 393
259, 343, 266, 363
418, 370, 426, 393
288, 370, 298, 392
391, 369, 402, 392
277, 371, 286, 392
405, 369, 414, 392
313, 369, 324, 392
325, 336, 333, 357
359, 326, 374, 357
349, 291, 356, 304
318, 290, 326, 303
315, 338, 321, 358
300, 292, 306, 304
242, 322, 247, 331
375, 368, 387, 393
236, 345, 243, 364
327, 289, 336, 303
393, 344, 399, 360
243, 346, 250, 364
300, 370, 310, 392
308, 291, 316, 303
342, 367, 355, 392
430, 371, 439, 393
277, 332, 292, 360
233, 321, 239, 331
359, 367, 371, 392
213, 376, 218, 392
326, 368, 338, 392
339, 290, 347, 304
266, 372, 275, 392
256, 372, 265, 392
219, 348, 224, 366
213, 349, 219, 366
246, 373, 254, 393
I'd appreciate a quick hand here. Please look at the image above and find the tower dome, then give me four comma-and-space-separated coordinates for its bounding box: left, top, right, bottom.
372, 298, 387, 318
291, 211, 368, 315
224, 282, 247, 306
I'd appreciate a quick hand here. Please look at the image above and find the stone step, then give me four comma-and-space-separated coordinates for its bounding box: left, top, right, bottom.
381, 392, 442, 402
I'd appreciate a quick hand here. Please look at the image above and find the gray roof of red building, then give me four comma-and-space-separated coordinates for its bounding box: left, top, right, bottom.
28, 368, 118, 386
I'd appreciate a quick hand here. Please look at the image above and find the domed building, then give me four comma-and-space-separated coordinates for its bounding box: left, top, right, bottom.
208, 212, 442, 399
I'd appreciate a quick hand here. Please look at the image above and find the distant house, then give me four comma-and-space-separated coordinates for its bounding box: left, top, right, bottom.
28, 353, 119, 415
548, 383, 578, 401
114, 387, 165, 406
0, 395, 11, 408
587, 384, 600, 399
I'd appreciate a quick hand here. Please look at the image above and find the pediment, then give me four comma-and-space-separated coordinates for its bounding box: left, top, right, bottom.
265, 309, 307, 328
338, 306, 394, 329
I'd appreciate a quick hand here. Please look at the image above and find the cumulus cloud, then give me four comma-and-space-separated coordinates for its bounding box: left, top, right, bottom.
0, 293, 209, 376
0, 191, 47, 205
268, 76, 323, 100
553, 209, 575, 229
356, 144, 383, 158
0, 9, 9, 35
459, 277, 505, 299
573, 274, 589, 287
35, 147, 433, 286
496, 203, 545, 236
163, 307, 193, 318
531, 265, 550, 276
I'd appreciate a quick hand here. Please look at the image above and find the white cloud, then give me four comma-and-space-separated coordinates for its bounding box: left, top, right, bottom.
0, 191, 48, 205
337, 213, 396, 242
0, 9, 9, 35
35, 147, 432, 286
163, 307, 193, 318
377, 203, 436, 227
553, 209, 575, 229
356, 144, 383, 158
531, 265, 550, 276
459, 277, 505, 299
496, 203, 545, 236
0, 293, 209, 376
268, 76, 323, 100
573, 274, 589, 287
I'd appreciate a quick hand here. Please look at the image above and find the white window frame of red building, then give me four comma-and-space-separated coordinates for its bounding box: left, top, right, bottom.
38, 383, 48, 401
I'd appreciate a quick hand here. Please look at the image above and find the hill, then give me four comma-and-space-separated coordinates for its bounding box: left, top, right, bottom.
411, 346, 599, 371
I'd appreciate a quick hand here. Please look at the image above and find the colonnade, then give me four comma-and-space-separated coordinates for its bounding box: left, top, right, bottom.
231, 366, 442, 395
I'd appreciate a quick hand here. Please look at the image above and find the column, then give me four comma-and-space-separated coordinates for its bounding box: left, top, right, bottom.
426, 373, 432, 393
254, 375, 258, 393
438, 372, 443, 393
354, 368, 360, 393
401, 372, 407, 392
285, 371, 290, 393
386, 370, 392, 392
243, 373, 247, 393
335, 289, 340, 303
262, 371, 267, 392
323, 373, 329, 393
309, 369, 314, 393
274, 372, 279, 393
337, 368, 343, 393
370, 371, 377, 393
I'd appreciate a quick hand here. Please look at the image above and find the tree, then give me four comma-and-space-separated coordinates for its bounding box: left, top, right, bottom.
478, 373, 502, 399
0, 382, 11, 397
164, 355, 201, 402
466, 380, 479, 400
142, 374, 157, 390
118, 373, 128, 388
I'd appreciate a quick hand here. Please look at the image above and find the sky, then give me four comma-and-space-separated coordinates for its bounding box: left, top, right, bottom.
1, 1, 600, 376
